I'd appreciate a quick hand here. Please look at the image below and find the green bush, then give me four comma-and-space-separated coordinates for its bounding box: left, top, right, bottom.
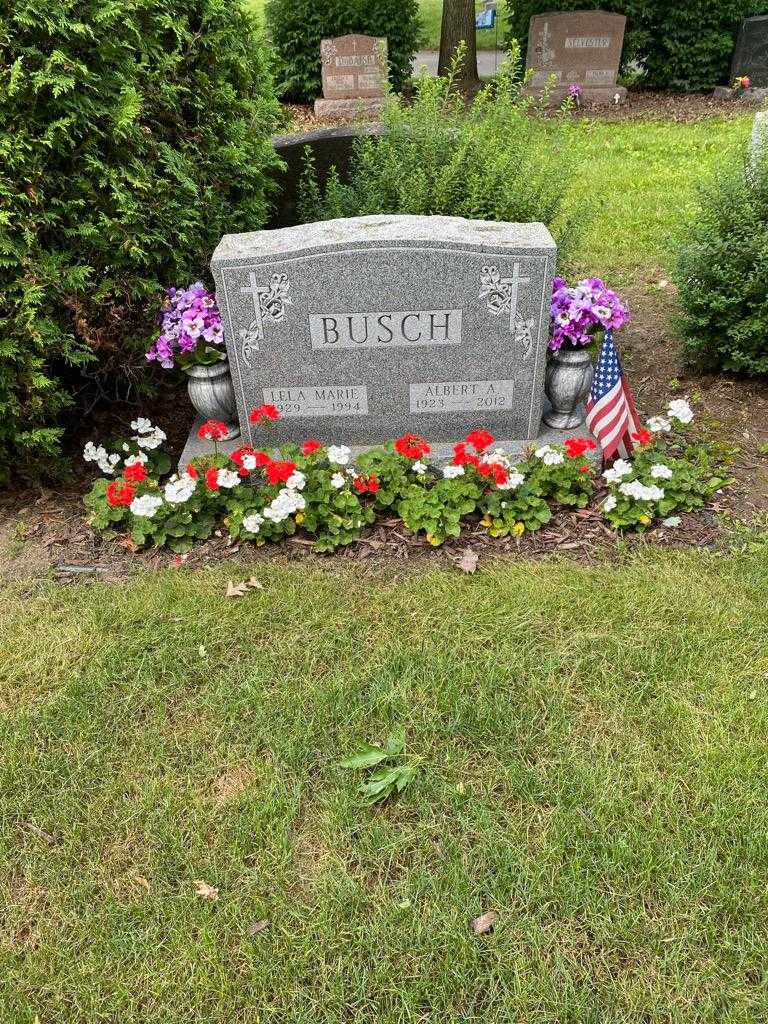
265, 0, 421, 103
506, 1, 764, 92
0, 0, 281, 482
298, 49, 584, 266
675, 149, 768, 375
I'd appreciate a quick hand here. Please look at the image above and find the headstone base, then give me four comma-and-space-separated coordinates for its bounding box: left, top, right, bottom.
314, 97, 387, 119
178, 414, 602, 471
712, 86, 768, 102
524, 85, 627, 106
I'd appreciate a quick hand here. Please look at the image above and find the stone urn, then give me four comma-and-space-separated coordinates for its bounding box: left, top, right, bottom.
183, 359, 240, 440
543, 345, 594, 430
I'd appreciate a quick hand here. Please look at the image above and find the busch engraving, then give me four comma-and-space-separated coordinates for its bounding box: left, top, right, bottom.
309, 310, 462, 350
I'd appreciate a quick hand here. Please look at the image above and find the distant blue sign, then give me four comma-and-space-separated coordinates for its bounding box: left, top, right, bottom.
475, 7, 497, 29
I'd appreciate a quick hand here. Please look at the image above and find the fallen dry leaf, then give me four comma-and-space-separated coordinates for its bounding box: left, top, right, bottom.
134, 875, 151, 891
193, 879, 219, 902
457, 549, 479, 574
247, 918, 270, 936
225, 576, 263, 598
471, 910, 498, 935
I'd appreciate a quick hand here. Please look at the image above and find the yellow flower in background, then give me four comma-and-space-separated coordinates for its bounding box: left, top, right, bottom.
639, 513, 651, 525
426, 533, 443, 546
512, 522, 525, 536
295, 512, 305, 525
480, 515, 492, 528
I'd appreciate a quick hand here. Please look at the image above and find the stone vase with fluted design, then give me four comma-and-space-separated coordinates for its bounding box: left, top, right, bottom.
543, 345, 594, 430
184, 359, 240, 440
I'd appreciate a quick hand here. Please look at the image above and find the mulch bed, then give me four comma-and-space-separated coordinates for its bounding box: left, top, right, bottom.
2, 282, 764, 584
281, 90, 752, 135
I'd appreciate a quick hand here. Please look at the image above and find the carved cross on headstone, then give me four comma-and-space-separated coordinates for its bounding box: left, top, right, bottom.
498, 262, 531, 333
240, 272, 269, 342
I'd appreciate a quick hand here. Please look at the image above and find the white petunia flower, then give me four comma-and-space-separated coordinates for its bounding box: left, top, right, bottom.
242, 513, 264, 534
327, 445, 351, 466
131, 417, 153, 434
164, 474, 197, 504
667, 398, 694, 425
650, 463, 673, 480
603, 458, 632, 483
442, 464, 465, 479
286, 471, 306, 491
130, 494, 163, 518
603, 494, 617, 512
647, 415, 671, 433
216, 468, 241, 489
534, 445, 564, 466
125, 452, 148, 467
412, 461, 427, 475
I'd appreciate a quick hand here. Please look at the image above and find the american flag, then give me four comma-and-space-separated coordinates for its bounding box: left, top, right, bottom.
585, 329, 642, 462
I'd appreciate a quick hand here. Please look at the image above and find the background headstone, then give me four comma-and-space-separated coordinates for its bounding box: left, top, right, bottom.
314, 34, 388, 119
524, 10, 627, 106
731, 15, 768, 89
181, 216, 566, 464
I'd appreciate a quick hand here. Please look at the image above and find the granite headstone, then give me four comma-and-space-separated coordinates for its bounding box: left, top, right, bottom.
731, 15, 768, 89
314, 34, 388, 119
182, 216, 565, 463
524, 10, 627, 105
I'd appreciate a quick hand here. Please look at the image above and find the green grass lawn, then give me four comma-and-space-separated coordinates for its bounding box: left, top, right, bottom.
568, 115, 752, 282
248, 0, 506, 51
4, 550, 768, 1022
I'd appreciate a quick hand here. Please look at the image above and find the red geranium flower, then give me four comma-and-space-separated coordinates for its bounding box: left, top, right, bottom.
205, 467, 220, 491
197, 419, 229, 441
265, 460, 296, 485
123, 462, 147, 483
452, 442, 480, 468
186, 464, 199, 479
477, 462, 509, 486
249, 403, 280, 424
394, 433, 431, 459
564, 437, 597, 458
353, 474, 379, 494
301, 439, 322, 455
106, 480, 135, 507
631, 428, 652, 446
465, 429, 494, 452
579, 464, 591, 473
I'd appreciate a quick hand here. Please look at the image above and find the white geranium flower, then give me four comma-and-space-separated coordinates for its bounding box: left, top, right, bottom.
164, 474, 196, 504
131, 417, 153, 434
242, 454, 257, 471
498, 469, 525, 491
263, 487, 305, 522
412, 461, 427, 475
327, 445, 351, 466
216, 468, 241, 489
603, 494, 617, 512
442, 464, 465, 479
647, 415, 671, 433
125, 452, 148, 467
330, 472, 346, 489
130, 494, 163, 518
535, 445, 564, 466
135, 426, 167, 450
667, 398, 694, 425
83, 442, 120, 475
619, 480, 664, 501
242, 513, 264, 534
650, 463, 673, 480
603, 458, 632, 483
286, 471, 306, 491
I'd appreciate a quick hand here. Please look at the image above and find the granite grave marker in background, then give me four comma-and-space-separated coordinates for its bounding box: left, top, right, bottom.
731, 15, 768, 88
314, 34, 388, 119
185, 215, 559, 462
524, 10, 627, 105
